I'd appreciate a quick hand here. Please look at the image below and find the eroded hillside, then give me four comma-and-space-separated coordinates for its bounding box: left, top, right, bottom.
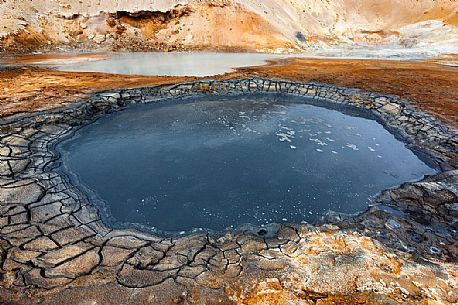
1, 0, 457, 53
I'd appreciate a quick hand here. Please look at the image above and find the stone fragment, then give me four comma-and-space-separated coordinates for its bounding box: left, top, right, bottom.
31, 202, 63, 223
36, 242, 93, 266
24, 268, 73, 288
9, 212, 28, 224
380, 103, 401, 115
101, 246, 132, 267
100, 92, 121, 102
237, 238, 266, 253
178, 264, 207, 279
8, 159, 30, 174
249, 255, 288, 270
45, 248, 100, 278
6, 225, 41, 245
51, 226, 94, 246
0, 181, 43, 204
385, 219, 401, 230
24, 236, 59, 251
0, 216, 8, 227
118, 264, 177, 287
9, 248, 41, 264
2, 135, 29, 146
126, 246, 164, 268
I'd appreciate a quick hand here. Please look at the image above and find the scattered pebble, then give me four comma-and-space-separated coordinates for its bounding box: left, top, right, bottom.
385, 219, 400, 230
430, 246, 441, 254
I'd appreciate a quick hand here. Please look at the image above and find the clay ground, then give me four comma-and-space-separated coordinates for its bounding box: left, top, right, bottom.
0, 55, 457, 127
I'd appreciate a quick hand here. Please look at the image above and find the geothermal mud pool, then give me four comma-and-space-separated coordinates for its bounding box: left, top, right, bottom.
57, 94, 434, 234
0, 78, 457, 304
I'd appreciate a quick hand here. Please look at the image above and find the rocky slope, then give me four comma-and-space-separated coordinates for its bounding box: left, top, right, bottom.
0, 0, 457, 53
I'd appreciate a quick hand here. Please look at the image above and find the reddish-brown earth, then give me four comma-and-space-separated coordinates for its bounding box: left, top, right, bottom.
233, 57, 458, 127
1, 56, 457, 127
0, 67, 193, 119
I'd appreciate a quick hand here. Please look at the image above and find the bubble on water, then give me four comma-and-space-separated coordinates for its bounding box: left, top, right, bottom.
316, 149, 323, 152
368, 147, 375, 152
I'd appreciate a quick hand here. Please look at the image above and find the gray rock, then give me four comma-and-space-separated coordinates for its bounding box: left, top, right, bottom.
385, 219, 401, 230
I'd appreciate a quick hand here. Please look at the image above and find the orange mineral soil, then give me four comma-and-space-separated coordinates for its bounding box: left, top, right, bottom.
232, 57, 458, 127
1, 56, 457, 128
1, 0, 457, 54
0, 67, 193, 118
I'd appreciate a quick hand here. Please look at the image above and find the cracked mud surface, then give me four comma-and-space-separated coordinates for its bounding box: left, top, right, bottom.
1, 78, 457, 304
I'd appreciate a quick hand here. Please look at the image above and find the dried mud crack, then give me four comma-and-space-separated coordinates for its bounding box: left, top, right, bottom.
0, 78, 457, 304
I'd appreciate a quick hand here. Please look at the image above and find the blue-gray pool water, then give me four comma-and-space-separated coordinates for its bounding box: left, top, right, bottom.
58, 94, 435, 233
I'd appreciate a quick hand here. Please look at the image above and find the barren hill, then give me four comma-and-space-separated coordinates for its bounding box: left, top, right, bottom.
1, 0, 457, 53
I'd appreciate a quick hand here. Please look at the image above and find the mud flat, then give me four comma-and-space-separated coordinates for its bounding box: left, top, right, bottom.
1, 56, 457, 126
0, 76, 457, 304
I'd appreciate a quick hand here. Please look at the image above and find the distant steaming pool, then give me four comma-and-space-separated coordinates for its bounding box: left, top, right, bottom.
1, 48, 454, 77
53, 52, 283, 76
